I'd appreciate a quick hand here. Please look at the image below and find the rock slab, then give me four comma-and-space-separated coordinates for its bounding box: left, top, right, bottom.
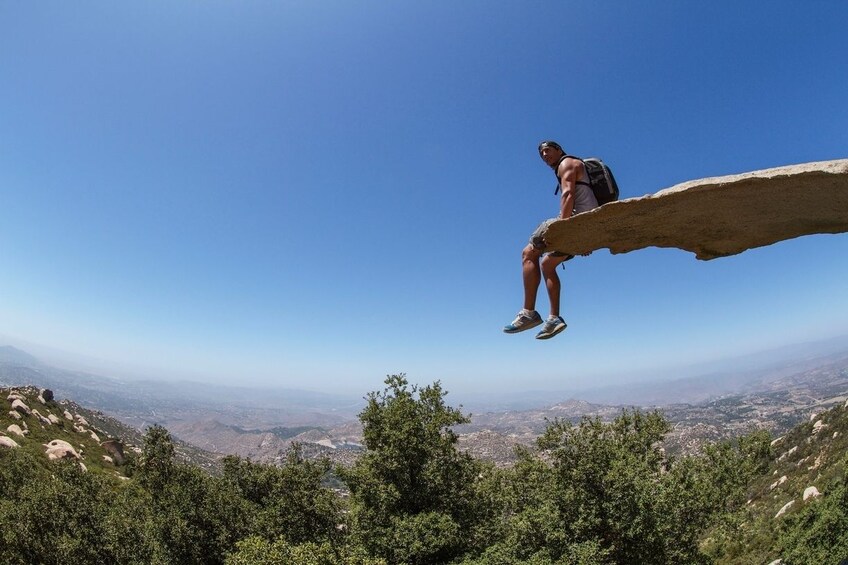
542, 159, 848, 260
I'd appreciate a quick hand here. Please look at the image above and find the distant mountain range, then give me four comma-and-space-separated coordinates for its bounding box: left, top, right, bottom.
577, 334, 848, 406
0, 345, 364, 429
2, 338, 848, 466
452, 334, 848, 411
456, 353, 848, 462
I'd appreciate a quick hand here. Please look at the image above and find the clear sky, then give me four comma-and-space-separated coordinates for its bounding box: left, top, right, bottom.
2, 1, 847, 396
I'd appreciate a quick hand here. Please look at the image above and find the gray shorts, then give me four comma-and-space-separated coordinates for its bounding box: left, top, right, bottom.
529, 218, 573, 259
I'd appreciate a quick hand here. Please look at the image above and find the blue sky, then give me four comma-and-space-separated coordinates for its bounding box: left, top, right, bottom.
1, 1, 846, 396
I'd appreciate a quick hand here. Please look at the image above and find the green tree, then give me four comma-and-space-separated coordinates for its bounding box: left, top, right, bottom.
466, 410, 753, 564
536, 410, 672, 563
135, 424, 252, 564
100, 483, 160, 565
737, 428, 772, 476
339, 374, 484, 564
0, 458, 117, 565
221, 445, 342, 545
225, 535, 386, 565
135, 424, 176, 492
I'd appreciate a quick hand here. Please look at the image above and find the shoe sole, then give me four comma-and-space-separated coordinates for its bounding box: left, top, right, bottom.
503, 318, 543, 334
535, 323, 567, 340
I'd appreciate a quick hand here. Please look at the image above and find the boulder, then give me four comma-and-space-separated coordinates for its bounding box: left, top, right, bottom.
542, 159, 848, 260
75, 415, 89, 427
777, 446, 798, 462
44, 439, 81, 460
63, 410, 73, 421
770, 475, 788, 490
812, 420, 826, 434
8, 411, 22, 420
90, 431, 101, 443
6, 393, 25, 402
38, 388, 54, 403
6, 424, 25, 437
31, 409, 52, 426
48, 414, 62, 425
102, 455, 114, 464
11, 399, 31, 416
775, 500, 795, 518
803, 486, 821, 501
0, 436, 20, 449
100, 439, 126, 465
45, 447, 80, 460
45, 439, 75, 451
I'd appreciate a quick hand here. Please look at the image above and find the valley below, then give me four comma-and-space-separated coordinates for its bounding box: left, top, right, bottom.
3, 342, 847, 468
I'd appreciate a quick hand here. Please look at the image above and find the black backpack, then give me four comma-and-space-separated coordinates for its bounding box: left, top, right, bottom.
554, 155, 620, 206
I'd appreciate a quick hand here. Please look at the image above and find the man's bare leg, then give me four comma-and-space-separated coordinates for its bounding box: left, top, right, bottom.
541, 254, 569, 317
504, 244, 548, 334
522, 244, 542, 311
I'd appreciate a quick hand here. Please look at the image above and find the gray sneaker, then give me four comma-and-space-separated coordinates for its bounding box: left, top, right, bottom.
503, 310, 543, 334
535, 316, 567, 340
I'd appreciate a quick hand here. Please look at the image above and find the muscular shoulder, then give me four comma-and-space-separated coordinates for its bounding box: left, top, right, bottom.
555, 156, 585, 179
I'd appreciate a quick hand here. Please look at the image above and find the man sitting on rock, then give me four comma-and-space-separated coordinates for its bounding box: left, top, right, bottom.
503, 141, 599, 340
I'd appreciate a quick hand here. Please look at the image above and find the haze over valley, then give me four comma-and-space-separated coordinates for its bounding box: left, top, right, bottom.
3, 336, 847, 466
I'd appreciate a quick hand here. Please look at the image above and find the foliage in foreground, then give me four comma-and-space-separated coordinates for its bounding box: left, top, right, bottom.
2, 374, 846, 564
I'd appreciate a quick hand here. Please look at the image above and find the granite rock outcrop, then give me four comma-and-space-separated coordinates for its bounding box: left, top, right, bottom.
542, 159, 848, 260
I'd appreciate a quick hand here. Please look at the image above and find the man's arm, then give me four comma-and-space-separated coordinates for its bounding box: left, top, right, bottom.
557, 158, 585, 219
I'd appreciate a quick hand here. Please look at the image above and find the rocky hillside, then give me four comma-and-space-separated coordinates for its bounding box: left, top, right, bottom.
1, 385, 133, 477
703, 398, 848, 563
0, 386, 220, 474
757, 404, 846, 523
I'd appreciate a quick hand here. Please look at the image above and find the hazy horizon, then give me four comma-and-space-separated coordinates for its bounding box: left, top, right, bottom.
3, 332, 848, 402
